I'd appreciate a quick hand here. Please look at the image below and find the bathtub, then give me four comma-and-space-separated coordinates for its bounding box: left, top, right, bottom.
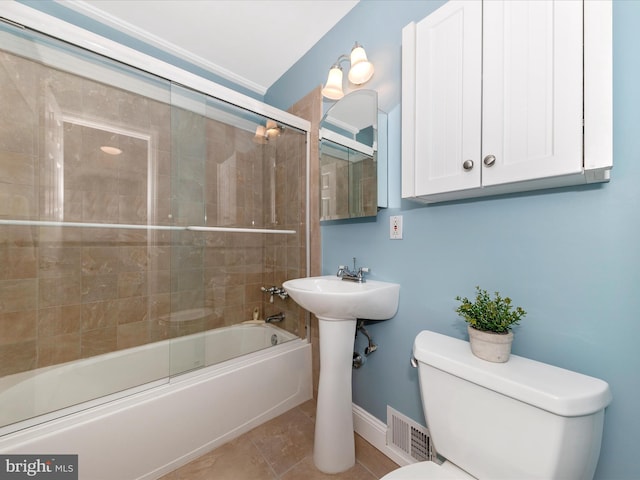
0, 323, 312, 480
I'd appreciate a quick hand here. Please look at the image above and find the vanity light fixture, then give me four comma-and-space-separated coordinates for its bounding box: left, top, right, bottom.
321, 42, 375, 100
254, 119, 283, 143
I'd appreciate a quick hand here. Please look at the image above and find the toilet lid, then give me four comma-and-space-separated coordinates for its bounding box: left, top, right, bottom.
381, 461, 474, 479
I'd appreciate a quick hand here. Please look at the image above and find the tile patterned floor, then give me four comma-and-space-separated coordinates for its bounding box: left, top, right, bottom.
159, 399, 398, 479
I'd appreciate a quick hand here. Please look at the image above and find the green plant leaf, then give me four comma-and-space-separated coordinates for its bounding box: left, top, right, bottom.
455, 286, 526, 333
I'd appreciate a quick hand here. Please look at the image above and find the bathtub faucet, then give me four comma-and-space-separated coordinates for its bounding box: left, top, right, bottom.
266, 312, 285, 323
261, 286, 289, 303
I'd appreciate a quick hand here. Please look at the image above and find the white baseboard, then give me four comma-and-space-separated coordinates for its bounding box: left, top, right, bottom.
352, 403, 411, 467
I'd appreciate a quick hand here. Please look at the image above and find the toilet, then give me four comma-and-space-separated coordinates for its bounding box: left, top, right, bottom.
383, 331, 612, 479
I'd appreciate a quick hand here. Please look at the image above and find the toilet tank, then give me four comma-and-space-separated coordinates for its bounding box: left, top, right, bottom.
414, 331, 611, 480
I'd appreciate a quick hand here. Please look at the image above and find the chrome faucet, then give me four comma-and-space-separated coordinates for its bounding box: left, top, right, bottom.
337, 257, 369, 283
266, 312, 285, 323
261, 286, 289, 303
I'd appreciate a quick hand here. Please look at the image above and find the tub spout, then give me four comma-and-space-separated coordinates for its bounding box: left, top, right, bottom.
266, 312, 285, 323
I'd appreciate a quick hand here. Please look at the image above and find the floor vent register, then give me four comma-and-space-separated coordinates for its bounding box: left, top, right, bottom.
386, 406, 435, 463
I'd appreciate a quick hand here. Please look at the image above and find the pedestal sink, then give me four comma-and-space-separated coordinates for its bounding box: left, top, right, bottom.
282, 275, 400, 474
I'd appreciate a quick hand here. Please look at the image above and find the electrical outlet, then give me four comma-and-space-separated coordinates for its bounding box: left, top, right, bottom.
390, 215, 403, 240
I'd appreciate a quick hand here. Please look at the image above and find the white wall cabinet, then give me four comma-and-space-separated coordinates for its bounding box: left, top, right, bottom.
402, 0, 612, 203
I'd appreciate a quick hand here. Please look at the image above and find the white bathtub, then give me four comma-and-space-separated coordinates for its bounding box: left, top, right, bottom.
0, 323, 312, 479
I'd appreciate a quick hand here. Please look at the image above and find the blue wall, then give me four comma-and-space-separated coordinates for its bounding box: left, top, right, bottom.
268, 1, 640, 478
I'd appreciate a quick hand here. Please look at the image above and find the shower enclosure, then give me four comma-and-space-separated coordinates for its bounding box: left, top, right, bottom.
0, 15, 309, 433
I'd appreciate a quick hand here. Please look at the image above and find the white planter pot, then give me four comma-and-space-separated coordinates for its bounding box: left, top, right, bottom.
467, 326, 513, 363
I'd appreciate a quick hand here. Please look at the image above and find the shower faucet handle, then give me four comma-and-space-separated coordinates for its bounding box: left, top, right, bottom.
277, 288, 289, 300
261, 285, 288, 302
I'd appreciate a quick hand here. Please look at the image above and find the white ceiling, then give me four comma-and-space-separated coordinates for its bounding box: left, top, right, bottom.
61, 0, 359, 95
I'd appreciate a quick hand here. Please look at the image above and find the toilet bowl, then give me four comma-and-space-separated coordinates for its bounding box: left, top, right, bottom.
381, 330, 611, 480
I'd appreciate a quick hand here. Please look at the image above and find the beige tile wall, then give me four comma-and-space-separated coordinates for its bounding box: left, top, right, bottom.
288, 86, 322, 397
0, 50, 307, 380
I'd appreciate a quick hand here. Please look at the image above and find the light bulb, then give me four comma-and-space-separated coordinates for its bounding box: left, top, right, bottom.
348, 45, 374, 84
321, 66, 344, 100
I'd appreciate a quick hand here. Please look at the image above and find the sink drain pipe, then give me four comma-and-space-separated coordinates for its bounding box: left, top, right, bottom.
353, 320, 378, 368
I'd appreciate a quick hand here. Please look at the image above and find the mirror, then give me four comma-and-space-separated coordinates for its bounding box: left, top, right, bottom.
319, 90, 385, 221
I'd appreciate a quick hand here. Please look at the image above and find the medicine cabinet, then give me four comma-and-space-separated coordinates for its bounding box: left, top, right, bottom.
319, 90, 387, 221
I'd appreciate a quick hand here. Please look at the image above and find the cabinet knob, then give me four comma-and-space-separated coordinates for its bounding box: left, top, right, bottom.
483, 154, 496, 167
462, 159, 474, 171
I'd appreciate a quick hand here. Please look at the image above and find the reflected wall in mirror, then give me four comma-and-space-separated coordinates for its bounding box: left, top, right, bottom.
320, 141, 376, 220
319, 89, 384, 221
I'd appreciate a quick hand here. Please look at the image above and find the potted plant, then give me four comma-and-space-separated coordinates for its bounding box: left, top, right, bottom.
455, 286, 526, 362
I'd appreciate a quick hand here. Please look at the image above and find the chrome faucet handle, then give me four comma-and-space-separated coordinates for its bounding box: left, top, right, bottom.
262, 285, 286, 303
356, 267, 370, 283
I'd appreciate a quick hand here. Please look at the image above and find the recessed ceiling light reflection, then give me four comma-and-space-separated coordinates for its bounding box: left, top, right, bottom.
100, 146, 122, 155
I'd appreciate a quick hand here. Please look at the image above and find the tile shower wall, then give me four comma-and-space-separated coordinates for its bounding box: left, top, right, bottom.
288, 87, 322, 397
0, 49, 306, 379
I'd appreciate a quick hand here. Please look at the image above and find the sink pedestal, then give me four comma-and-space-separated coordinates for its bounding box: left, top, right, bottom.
314, 317, 357, 473
281, 276, 400, 474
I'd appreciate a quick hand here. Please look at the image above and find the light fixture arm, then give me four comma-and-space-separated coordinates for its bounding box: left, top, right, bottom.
330, 54, 350, 70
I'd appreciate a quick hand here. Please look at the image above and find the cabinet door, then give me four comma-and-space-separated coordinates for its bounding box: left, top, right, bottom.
413, 0, 482, 196
482, 0, 583, 186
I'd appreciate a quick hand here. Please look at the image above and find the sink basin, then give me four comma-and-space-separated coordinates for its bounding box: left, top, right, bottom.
282, 275, 400, 321
283, 274, 400, 474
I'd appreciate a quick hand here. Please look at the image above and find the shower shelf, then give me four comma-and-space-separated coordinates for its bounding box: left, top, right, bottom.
0, 219, 296, 235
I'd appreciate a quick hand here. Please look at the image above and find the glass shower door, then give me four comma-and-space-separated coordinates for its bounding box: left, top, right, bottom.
0, 21, 175, 429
